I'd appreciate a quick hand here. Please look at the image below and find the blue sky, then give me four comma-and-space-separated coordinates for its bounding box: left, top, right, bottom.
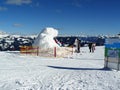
0, 0, 120, 35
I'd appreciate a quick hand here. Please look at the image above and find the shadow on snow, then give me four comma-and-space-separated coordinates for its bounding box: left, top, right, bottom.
68, 58, 103, 60
47, 65, 111, 71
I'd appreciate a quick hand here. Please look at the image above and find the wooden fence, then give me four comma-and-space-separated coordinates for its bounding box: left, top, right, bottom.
20, 46, 74, 57
20, 46, 39, 56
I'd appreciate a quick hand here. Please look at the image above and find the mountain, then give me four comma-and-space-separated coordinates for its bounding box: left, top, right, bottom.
0, 31, 119, 51
0, 32, 35, 51
0, 31, 9, 38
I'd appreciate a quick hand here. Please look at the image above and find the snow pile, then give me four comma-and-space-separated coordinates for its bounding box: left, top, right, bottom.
33, 27, 60, 49
32, 27, 72, 57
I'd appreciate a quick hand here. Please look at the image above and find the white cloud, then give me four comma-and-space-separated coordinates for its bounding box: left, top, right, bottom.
30, 2, 40, 8
36, 2, 40, 7
72, 0, 82, 8
71, 0, 93, 8
55, 9, 62, 14
0, 6, 8, 11
6, 0, 32, 5
13, 23, 23, 27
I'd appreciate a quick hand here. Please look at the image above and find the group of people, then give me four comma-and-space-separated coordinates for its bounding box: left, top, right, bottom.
74, 38, 96, 53
54, 37, 96, 53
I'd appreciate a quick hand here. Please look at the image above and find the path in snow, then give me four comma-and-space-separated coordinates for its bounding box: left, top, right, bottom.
0, 46, 120, 90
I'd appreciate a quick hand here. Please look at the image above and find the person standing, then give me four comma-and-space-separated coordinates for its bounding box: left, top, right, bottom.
77, 38, 81, 53
92, 43, 96, 52
88, 42, 92, 52
74, 38, 81, 53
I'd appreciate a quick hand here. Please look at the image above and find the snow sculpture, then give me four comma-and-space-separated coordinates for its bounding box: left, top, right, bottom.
33, 27, 60, 49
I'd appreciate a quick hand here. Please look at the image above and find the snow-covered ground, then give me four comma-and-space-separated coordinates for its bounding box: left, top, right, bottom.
0, 46, 120, 90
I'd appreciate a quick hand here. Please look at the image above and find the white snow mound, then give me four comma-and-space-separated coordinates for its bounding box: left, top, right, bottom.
33, 27, 60, 49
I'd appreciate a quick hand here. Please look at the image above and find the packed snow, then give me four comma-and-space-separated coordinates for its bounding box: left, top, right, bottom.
33, 27, 60, 49
0, 46, 120, 90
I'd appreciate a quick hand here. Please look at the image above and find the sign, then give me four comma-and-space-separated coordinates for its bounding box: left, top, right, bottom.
107, 49, 119, 58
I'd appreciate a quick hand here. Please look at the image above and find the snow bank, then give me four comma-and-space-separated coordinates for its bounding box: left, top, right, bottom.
32, 27, 60, 49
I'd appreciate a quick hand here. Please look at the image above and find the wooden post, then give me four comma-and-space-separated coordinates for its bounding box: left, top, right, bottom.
72, 46, 74, 55
26, 46, 27, 55
37, 47, 39, 56
54, 47, 56, 57
117, 50, 120, 70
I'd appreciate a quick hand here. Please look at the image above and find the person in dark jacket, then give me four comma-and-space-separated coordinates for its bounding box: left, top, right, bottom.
77, 39, 81, 53
88, 42, 92, 52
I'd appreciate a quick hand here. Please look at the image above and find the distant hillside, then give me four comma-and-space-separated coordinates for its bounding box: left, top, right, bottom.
0, 32, 120, 51
0, 32, 36, 51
